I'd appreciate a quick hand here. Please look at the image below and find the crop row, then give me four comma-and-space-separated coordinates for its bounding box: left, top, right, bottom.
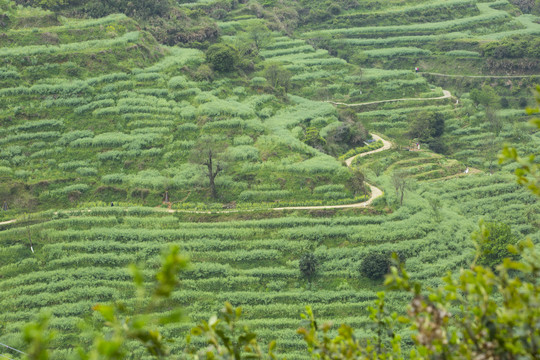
42, 227, 263, 242
332, 32, 466, 47
0, 80, 91, 96
303, 3, 509, 37
0, 31, 140, 57
337, 0, 476, 20
0, 208, 416, 241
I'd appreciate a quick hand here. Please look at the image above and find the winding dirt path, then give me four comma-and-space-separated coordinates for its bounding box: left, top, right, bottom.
422, 72, 540, 79
272, 134, 392, 211
345, 134, 392, 167
0, 219, 16, 226
272, 184, 382, 210
327, 90, 452, 107
0, 135, 392, 221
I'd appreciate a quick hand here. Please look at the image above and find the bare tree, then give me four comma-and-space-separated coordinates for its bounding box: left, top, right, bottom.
204, 147, 222, 200
190, 136, 227, 200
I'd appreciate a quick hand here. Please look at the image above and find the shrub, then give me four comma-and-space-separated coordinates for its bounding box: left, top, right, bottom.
360, 252, 391, 280
250, 77, 267, 88
206, 43, 237, 72
167, 76, 188, 90
299, 253, 318, 283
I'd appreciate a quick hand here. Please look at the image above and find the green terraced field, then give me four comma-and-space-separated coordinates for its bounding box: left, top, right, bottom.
1, 0, 539, 358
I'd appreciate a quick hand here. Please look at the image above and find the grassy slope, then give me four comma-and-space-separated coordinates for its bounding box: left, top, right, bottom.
0, 8, 373, 217
0, 0, 539, 359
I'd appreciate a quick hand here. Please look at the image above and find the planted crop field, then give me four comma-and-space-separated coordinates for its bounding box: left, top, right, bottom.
0, 11, 374, 214
0, 196, 489, 357
302, 0, 540, 71
1, 0, 539, 358
1, 169, 536, 358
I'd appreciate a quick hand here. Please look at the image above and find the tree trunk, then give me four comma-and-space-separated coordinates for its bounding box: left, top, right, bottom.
205, 149, 221, 199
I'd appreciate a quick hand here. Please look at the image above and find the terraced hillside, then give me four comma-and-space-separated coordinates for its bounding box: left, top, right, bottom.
0, 6, 379, 217
0, 173, 532, 358
1, 0, 539, 359
303, 0, 540, 71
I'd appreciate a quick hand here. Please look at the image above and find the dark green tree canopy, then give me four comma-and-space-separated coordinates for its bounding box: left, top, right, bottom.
470, 85, 500, 108
407, 111, 445, 140
299, 253, 318, 282
206, 43, 238, 73
360, 252, 392, 280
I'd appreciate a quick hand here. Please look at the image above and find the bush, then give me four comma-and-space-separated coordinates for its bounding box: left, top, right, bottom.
360, 252, 391, 280
206, 44, 237, 72
477, 221, 518, 269
299, 253, 318, 282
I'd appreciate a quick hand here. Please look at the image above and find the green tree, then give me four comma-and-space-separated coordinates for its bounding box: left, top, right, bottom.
408, 112, 432, 140
326, 111, 368, 155
475, 221, 518, 269
427, 196, 441, 222
263, 62, 291, 94
470, 85, 500, 108
360, 252, 391, 280
206, 44, 238, 72
299, 253, 318, 283
408, 111, 446, 153
193, 64, 214, 82
408, 111, 445, 140
348, 168, 366, 196
245, 22, 273, 53
303, 126, 326, 150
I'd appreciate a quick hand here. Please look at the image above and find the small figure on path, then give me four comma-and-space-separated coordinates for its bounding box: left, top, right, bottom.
111, 202, 114, 207
417, 143, 420, 150
464, 167, 469, 174
415, 67, 419, 73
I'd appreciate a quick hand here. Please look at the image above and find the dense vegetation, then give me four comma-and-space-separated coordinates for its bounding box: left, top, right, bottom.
0, 0, 539, 359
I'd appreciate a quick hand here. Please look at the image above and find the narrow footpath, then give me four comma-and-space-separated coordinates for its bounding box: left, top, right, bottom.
326, 90, 452, 107
272, 134, 392, 210
422, 72, 540, 79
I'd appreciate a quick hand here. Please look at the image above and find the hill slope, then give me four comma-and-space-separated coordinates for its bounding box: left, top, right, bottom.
0, 0, 539, 358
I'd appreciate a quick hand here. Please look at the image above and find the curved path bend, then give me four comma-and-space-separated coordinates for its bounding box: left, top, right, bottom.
0, 135, 392, 221
327, 90, 452, 107
272, 134, 392, 211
